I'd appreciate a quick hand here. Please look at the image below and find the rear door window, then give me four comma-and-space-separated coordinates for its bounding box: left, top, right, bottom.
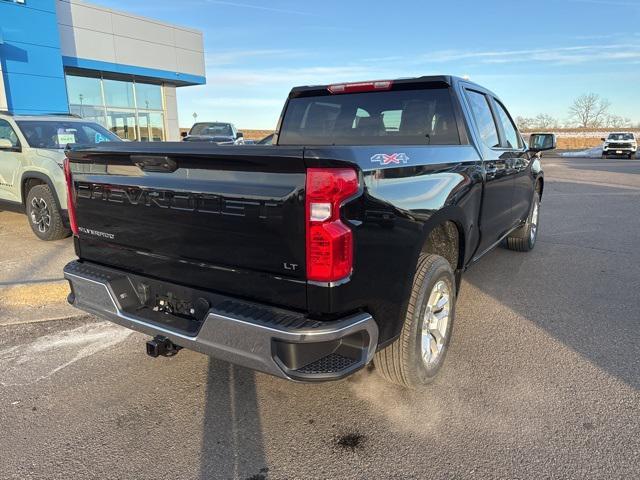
279, 88, 460, 146
465, 90, 500, 149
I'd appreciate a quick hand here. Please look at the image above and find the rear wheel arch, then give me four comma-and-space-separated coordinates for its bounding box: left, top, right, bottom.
418, 210, 467, 272
20, 172, 62, 211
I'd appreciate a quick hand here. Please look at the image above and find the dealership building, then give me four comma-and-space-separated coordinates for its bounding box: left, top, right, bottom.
0, 0, 205, 141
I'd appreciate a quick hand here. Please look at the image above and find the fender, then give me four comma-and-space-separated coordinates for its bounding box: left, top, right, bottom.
20, 171, 68, 221
412, 205, 474, 271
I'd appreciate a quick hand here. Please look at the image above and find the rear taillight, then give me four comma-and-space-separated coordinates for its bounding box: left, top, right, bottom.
305, 168, 359, 282
328, 80, 393, 94
63, 157, 79, 236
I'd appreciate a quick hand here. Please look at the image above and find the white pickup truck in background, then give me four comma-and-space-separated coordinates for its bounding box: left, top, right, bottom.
602, 132, 637, 159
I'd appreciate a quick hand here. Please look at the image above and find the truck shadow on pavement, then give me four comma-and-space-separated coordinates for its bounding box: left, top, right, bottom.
200, 359, 267, 480
195, 175, 640, 478
463, 178, 640, 392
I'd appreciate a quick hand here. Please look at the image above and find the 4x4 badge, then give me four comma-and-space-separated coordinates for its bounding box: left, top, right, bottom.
370, 153, 410, 165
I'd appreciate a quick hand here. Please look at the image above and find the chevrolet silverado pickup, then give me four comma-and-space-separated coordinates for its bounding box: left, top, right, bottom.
601, 132, 637, 159
63, 76, 555, 389
181, 122, 245, 145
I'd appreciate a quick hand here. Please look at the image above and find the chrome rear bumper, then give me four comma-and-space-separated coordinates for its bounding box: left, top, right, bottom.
64, 261, 378, 382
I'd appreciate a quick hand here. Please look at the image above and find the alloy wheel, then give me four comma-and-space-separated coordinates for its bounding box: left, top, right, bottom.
421, 280, 451, 366
530, 198, 539, 243
30, 197, 51, 233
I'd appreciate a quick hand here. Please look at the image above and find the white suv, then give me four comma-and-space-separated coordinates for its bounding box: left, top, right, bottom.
0, 113, 121, 240
602, 132, 637, 159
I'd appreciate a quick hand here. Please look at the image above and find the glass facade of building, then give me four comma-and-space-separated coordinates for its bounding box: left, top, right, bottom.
66, 74, 166, 141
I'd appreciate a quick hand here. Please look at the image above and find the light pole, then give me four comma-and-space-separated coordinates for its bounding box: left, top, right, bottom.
79, 94, 84, 117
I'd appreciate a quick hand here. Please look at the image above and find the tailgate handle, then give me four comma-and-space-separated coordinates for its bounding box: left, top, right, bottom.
131, 155, 177, 173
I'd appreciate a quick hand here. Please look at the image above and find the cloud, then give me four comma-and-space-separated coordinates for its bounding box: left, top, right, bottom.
362, 44, 640, 68
205, 65, 384, 87
568, 0, 640, 6
199, 97, 285, 108
206, 49, 305, 66
203, 0, 312, 15
412, 44, 640, 66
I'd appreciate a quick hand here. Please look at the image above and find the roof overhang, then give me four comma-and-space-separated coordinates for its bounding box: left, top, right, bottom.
62, 57, 206, 87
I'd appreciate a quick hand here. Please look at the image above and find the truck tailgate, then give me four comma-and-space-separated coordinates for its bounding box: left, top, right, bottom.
66, 143, 308, 310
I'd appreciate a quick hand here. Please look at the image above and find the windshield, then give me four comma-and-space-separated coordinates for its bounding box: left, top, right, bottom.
190, 123, 234, 136
16, 120, 120, 149
279, 87, 460, 146
607, 133, 634, 141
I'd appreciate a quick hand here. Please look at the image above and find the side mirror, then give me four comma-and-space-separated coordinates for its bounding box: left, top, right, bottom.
236, 132, 244, 139
601, 138, 606, 142
0, 139, 17, 151
180, 131, 188, 138
529, 133, 556, 152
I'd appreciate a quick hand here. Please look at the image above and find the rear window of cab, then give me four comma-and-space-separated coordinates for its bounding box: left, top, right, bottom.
279, 88, 460, 146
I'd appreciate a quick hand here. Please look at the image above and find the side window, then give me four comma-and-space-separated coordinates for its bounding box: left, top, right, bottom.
352, 108, 370, 128
465, 90, 500, 149
494, 100, 522, 149
381, 110, 402, 131
0, 120, 20, 148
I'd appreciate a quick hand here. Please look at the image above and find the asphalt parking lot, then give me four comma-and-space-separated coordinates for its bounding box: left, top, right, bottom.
1, 155, 639, 480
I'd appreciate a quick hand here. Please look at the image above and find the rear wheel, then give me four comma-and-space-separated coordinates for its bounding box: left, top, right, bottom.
506, 192, 540, 252
374, 254, 456, 389
26, 184, 71, 241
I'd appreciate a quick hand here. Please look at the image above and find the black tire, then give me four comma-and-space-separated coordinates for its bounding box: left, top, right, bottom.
374, 254, 456, 389
506, 191, 540, 252
25, 184, 71, 241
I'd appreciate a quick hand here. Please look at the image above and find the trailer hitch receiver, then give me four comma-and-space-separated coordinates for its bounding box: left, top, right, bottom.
146, 336, 182, 358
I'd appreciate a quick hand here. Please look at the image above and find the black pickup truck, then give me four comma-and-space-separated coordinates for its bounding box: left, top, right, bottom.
63, 76, 555, 389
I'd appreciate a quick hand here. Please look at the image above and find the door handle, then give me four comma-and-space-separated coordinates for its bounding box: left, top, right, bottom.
485, 162, 498, 178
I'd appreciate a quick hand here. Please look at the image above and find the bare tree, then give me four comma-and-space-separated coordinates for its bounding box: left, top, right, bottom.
515, 116, 535, 130
568, 93, 611, 128
603, 114, 632, 129
534, 113, 558, 129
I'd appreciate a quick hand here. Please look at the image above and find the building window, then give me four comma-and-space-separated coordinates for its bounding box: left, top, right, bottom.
135, 83, 163, 111
67, 76, 103, 107
103, 79, 136, 109
66, 74, 166, 142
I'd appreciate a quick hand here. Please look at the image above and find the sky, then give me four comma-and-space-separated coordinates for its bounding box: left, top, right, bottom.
97, 0, 640, 130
